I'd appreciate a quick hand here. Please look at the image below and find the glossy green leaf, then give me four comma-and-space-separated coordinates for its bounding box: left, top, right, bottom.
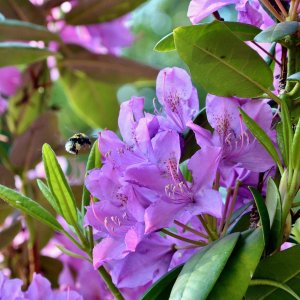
240, 109, 283, 174
42, 143, 78, 227
60, 45, 158, 84
246, 244, 300, 299
0, 42, 57, 67
37, 179, 61, 215
0, 184, 63, 232
141, 264, 183, 300
174, 21, 273, 98
288, 72, 300, 81
207, 228, 264, 300
155, 22, 261, 52
0, 221, 21, 250
0, 19, 60, 42
265, 177, 282, 252
249, 188, 270, 246
61, 71, 119, 130
255, 21, 299, 43
65, 0, 146, 25
81, 140, 101, 214
170, 233, 240, 300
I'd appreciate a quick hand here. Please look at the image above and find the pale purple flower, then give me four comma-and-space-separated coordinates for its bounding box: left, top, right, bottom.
156, 67, 199, 133
0, 272, 23, 299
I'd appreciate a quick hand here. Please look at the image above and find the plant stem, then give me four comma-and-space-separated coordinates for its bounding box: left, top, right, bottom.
197, 215, 219, 241
274, 0, 288, 17
174, 220, 209, 239
251, 41, 282, 66
160, 228, 207, 246
219, 188, 233, 234
259, 0, 285, 21
97, 265, 125, 300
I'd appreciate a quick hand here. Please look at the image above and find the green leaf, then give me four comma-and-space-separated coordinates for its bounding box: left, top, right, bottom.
37, 179, 61, 215
0, 42, 57, 67
240, 108, 283, 174
276, 122, 287, 166
228, 212, 251, 234
170, 232, 240, 300
255, 21, 299, 43
61, 71, 119, 130
65, 0, 146, 25
56, 244, 90, 262
265, 177, 282, 252
42, 143, 78, 227
0, 19, 60, 42
155, 22, 261, 52
0, 184, 63, 232
174, 21, 273, 98
249, 187, 270, 246
81, 140, 101, 214
141, 264, 183, 300
288, 72, 300, 82
60, 45, 158, 84
0, 221, 21, 250
292, 116, 300, 171
207, 228, 264, 300
246, 244, 300, 299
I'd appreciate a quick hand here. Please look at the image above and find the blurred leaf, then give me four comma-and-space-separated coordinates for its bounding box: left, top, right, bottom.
0, 0, 45, 25
0, 18, 60, 42
246, 245, 300, 299
207, 228, 264, 300
81, 140, 101, 214
0, 221, 21, 250
56, 244, 90, 261
9, 111, 61, 171
276, 122, 287, 166
288, 72, 300, 81
61, 70, 119, 130
42, 143, 78, 227
0, 42, 57, 67
0, 184, 63, 232
174, 21, 273, 98
40, 256, 63, 288
249, 188, 270, 246
265, 177, 282, 253
65, 0, 146, 25
240, 109, 283, 174
291, 218, 300, 243
142, 264, 183, 300
292, 117, 300, 171
155, 22, 261, 52
60, 45, 158, 84
255, 21, 299, 43
170, 233, 240, 300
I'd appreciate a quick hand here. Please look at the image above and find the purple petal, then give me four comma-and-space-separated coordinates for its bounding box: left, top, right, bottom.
25, 273, 53, 300
0, 67, 22, 96
187, 120, 214, 147
124, 222, 145, 252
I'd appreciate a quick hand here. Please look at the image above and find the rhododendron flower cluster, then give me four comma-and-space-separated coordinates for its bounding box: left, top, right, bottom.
84, 67, 276, 296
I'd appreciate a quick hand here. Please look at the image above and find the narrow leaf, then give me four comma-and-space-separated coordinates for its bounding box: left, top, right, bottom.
170, 233, 240, 300
42, 143, 78, 227
249, 187, 270, 246
0, 185, 63, 232
240, 108, 283, 174
292, 116, 300, 170
56, 244, 90, 262
0, 42, 57, 67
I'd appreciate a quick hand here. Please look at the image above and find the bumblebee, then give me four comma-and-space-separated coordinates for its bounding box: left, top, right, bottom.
65, 133, 91, 155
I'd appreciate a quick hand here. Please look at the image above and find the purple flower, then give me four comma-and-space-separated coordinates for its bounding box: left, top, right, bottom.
156, 67, 199, 133
0, 67, 22, 116
0, 272, 23, 299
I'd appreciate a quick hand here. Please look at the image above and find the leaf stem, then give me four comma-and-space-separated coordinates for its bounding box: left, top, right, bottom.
197, 215, 219, 241
259, 0, 285, 21
174, 220, 209, 239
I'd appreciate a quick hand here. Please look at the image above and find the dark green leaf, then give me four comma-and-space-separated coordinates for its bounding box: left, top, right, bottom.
155, 22, 261, 52
0, 19, 60, 42
207, 228, 264, 300
228, 212, 251, 234
0, 221, 21, 250
174, 21, 273, 98
230, 201, 253, 225
0, 42, 57, 67
249, 188, 270, 246
0, 184, 63, 231
240, 109, 283, 174
61, 71, 119, 130
292, 116, 300, 171
60, 45, 158, 84
287, 72, 300, 81
42, 143, 78, 227
276, 122, 287, 166
142, 264, 183, 300
65, 0, 146, 25
81, 140, 101, 214
246, 244, 300, 299
170, 233, 240, 300
265, 177, 282, 252
255, 21, 299, 43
